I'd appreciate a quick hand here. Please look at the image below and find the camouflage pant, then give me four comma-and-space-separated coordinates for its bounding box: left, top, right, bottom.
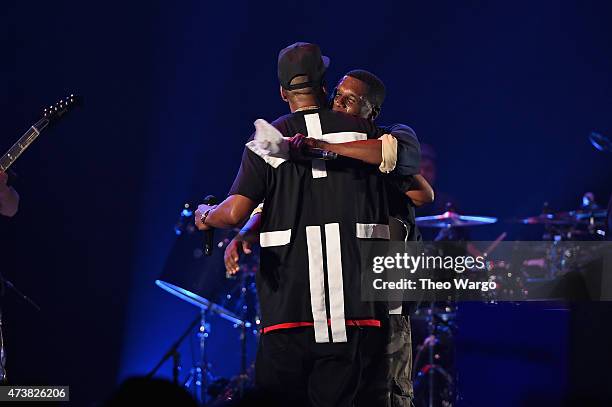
387, 315, 414, 407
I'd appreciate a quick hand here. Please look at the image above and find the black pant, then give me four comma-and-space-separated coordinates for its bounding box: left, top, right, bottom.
387, 315, 413, 407
255, 327, 388, 407
353, 315, 413, 407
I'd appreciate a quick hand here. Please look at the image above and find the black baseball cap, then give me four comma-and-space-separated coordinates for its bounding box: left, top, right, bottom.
278, 42, 330, 90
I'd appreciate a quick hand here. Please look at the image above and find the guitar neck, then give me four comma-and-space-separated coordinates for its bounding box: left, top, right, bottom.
0, 118, 49, 171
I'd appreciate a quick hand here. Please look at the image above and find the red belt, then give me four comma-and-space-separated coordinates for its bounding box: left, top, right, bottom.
261, 319, 381, 334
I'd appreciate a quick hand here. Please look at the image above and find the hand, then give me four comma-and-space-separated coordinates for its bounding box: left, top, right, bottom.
224, 237, 253, 275
301, 136, 321, 149
0, 171, 9, 194
288, 133, 323, 161
288, 133, 307, 161
194, 203, 215, 230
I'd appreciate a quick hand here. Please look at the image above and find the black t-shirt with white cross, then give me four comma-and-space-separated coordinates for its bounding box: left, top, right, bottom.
229, 108, 388, 343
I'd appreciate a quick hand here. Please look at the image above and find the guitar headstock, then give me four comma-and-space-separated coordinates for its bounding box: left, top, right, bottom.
42, 94, 82, 123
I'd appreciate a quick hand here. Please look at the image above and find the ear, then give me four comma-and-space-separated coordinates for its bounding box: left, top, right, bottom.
280, 86, 288, 102
321, 85, 330, 106
369, 106, 381, 121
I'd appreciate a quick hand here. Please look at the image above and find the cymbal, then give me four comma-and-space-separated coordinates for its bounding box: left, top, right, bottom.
415, 211, 498, 228
156, 280, 246, 326
515, 212, 574, 226
513, 209, 606, 226
568, 209, 607, 223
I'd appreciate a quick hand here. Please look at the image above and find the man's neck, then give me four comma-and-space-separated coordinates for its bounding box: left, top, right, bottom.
294, 105, 320, 112
289, 98, 321, 113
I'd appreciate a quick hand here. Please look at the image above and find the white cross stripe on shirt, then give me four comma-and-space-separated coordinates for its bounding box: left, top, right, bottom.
325, 223, 347, 342
304, 113, 367, 178
306, 225, 329, 343
305, 223, 347, 343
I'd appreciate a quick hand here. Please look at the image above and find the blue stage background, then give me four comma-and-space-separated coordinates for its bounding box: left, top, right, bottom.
1, 1, 611, 405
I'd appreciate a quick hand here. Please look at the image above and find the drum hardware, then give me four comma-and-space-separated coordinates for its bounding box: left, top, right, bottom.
411, 212, 497, 406
150, 204, 261, 404
146, 310, 215, 404
147, 312, 200, 385
182, 309, 217, 404
413, 302, 456, 407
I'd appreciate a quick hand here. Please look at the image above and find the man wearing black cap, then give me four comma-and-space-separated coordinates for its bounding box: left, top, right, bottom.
195, 42, 398, 406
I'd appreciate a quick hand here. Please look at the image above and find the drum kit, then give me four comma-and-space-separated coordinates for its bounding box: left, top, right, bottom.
148, 191, 608, 406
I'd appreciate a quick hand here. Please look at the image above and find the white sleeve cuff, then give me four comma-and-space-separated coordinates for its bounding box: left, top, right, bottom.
378, 134, 398, 173
250, 202, 264, 218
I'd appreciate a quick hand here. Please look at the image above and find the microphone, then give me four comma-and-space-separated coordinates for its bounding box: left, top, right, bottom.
302, 147, 337, 160
202, 195, 218, 256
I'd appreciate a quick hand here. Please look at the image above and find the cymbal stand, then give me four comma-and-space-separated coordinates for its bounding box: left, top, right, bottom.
183, 308, 211, 405
147, 313, 201, 384
427, 303, 435, 407
413, 302, 456, 407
